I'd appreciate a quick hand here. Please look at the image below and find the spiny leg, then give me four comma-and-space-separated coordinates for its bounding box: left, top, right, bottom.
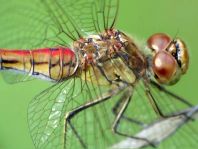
145, 87, 167, 118
143, 79, 169, 118
145, 80, 194, 119
111, 86, 157, 147
150, 80, 193, 107
112, 91, 146, 127
64, 85, 125, 148
150, 80, 194, 120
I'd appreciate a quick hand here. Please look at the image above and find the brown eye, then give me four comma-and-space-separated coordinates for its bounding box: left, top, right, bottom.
148, 33, 190, 85
174, 39, 189, 74
165, 39, 189, 74
153, 51, 177, 84
147, 33, 171, 53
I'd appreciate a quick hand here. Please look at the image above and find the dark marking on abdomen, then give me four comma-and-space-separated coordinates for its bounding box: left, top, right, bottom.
1, 59, 19, 64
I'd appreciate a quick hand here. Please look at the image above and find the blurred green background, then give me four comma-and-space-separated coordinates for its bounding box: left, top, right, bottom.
0, 0, 198, 149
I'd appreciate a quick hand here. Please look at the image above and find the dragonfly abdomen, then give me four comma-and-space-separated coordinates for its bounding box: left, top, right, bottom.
0, 47, 77, 81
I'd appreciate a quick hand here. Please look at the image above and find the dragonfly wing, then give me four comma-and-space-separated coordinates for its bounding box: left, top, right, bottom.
0, 0, 119, 49
95, 0, 119, 30
0, 0, 79, 49
28, 78, 79, 149
0, 70, 35, 84
39, 0, 84, 41
61, 0, 119, 34
27, 74, 129, 149
0, 1, 61, 49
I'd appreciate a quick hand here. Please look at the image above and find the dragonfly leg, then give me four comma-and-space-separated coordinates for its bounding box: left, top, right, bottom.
143, 79, 170, 118
145, 88, 167, 118
150, 80, 193, 107
64, 85, 125, 148
112, 91, 146, 127
111, 87, 157, 148
150, 80, 195, 120
145, 80, 195, 119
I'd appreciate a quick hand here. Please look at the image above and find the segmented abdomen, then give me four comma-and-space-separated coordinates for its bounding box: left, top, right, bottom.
0, 47, 77, 81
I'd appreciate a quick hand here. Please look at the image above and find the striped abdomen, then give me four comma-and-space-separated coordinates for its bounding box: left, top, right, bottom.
0, 47, 77, 81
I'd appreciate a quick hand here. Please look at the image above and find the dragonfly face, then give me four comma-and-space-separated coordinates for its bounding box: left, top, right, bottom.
147, 33, 189, 85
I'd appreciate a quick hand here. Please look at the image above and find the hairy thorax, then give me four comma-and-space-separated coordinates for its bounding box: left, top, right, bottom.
73, 29, 147, 85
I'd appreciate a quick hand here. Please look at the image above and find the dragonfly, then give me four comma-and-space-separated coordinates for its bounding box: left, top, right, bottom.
0, 0, 197, 149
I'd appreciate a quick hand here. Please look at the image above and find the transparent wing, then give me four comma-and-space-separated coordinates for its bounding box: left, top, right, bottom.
28, 78, 77, 149
0, 0, 119, 48
0, 70, 35, 84
39, 0, 83, 41
0, 0, 58, 49
62, 0, 119, 34
95, 0, 119, 31
28, 76, 127, 149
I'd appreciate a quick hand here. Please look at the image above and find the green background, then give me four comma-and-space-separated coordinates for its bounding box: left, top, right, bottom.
0, 0, 198, 149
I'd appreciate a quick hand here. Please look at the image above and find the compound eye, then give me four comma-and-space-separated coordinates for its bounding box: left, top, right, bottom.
148, 33, 190, 85
174, 39, 189, 74
147, 33, 171, 53
152, 51, 177, 84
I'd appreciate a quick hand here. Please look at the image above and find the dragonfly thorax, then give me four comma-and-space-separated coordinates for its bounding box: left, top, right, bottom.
73, 29, 147, 85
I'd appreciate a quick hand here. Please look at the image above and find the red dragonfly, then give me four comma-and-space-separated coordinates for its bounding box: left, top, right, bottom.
0, 0, 197, 149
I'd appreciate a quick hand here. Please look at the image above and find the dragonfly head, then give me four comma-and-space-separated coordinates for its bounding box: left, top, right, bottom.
147, 33, 189, 85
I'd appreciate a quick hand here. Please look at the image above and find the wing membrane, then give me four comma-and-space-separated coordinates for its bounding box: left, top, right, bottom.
0, 0, 120, 49
40, 0, 82, 41
27, 74, 124, 149
103, 0, 119, 29
0, 1, 54, 49
0, 70, 35, 84
63, 0, 119, 34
